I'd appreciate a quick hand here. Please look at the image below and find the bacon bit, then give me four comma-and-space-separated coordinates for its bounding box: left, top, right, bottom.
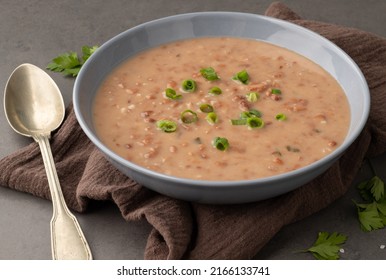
314, 114, 327, 124
232, 95, 250, 111
143, 148, 157, 159
328, 141, 337, 147
167, 80, 177, 88
215, 161, 228, 167
273, 157, 283, 165
124, 144, 132, 149
272, 72, 284, 78
169, 145, 177, 153
144, 118, 156, 123
141, 111, 153, 118
200, 153, 208, 159
249, 81, 269, 92
284, 98, 308, 112
270, 94, 282, 101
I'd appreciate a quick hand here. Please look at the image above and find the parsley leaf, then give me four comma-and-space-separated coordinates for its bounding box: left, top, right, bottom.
355, 201, 384, 231
354, 176, 386, 232
305, 231, 347, 260
47, 45, 98, 77
357, 176, 384, 202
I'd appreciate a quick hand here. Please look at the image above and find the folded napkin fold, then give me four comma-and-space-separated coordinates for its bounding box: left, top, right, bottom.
1, 2, 386, 259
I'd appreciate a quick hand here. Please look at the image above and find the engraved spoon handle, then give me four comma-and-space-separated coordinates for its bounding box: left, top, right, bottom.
34, 134, 92, 260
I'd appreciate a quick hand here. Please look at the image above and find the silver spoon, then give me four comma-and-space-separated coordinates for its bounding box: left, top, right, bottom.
4, 63, 92, 260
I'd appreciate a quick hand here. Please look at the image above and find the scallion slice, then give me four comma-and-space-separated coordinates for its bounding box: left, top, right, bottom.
240, 109, 262, 119
246, 116, 264, 129
180, 109, 198, 124
181, 79, 197, 92
212, 137, 229, 151
156, 120, 177, 133
165, 88, 182, 100
275, 113, 287, 121
232, 70, 249, 84
246, 92, 259, 102
271, 88, 282, 95
209, 86, 222, 95
200, 67, 219, 81
199, 103, 214, 113
231, 119, 247, 125
206, 112, 218, 124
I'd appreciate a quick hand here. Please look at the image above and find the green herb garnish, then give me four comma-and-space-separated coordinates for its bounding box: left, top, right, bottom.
231, 119, 247, 125
206, 112, 218, 125
231, 110, 264, 127
275, 113, 287, 121
354, 176, 386, 232
212, 137, 229, 151
246, 92, 259, 102
303, 231, 347, 260
241, 109, 262, 119
47, 45, 99, 77
180, 110, 198, 124
156, 120, 177, 133
232, 70, 249, 84
165, 88, 182, 100
246, 116, 264, 129
200, 67, 219, 81
271, 88, 282, 95
199, 103, 214, 113
181, 79, 197, 92
209, 86, 222, 95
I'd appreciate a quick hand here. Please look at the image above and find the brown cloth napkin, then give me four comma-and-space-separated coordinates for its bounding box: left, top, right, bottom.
1, 2, 386, 260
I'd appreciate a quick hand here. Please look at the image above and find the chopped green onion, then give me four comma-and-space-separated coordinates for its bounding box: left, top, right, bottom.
165, 88, 182, 100
206, 112, 218, 124
212, 137, 229, 151
246, 117, 264, 129
240, 109, 262, 119
180, 109, 198, 124
246, 92, 259, 102
231, 119, 247, 125
199, 103, 214, 113
232, 70, 249, 84
275, 113, 287, 121
271, 88, 282, 95
209, 86, 222, 95
200, 67, 219, 81
181, 79, 197, 92
156, 120, 177, 133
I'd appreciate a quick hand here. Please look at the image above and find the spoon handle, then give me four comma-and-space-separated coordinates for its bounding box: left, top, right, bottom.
34, 134, 92, 260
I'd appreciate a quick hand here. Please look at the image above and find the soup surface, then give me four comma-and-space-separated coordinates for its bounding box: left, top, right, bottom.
93, 37, 350, 181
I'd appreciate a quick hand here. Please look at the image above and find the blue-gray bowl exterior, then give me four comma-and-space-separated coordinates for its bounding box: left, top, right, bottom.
73, 12, 370, 204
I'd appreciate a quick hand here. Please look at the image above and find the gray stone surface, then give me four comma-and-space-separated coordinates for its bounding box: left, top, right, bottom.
0, 0, 385, 260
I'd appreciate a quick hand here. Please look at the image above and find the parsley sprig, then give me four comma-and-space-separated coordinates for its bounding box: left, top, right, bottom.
47, 45, 98, 77
354, 175, 386, 231
304, 231, 347, 260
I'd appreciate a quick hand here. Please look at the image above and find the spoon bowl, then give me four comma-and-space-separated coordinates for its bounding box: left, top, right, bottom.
4, 63, 92, 260
4, 63, 64, 137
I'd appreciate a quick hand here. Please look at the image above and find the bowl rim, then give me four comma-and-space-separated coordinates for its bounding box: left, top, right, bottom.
74, 11, 370, 188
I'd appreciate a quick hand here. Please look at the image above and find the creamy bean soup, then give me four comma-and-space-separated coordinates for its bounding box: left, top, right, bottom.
93, 37, 350, 181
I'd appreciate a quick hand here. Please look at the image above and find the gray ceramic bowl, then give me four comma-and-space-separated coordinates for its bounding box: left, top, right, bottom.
73, 12, 370, 204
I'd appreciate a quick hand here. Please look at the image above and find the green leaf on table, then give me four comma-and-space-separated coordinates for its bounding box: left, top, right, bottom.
355, 201, 385, 231
354, 175, 386, 232
305, 231, 347, 260
357, 176, 384, 202
82, 45, 99, 62
47, 45, 98, 77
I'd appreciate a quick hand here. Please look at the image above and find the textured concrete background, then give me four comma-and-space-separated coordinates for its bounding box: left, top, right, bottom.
0, 0, 385, 259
